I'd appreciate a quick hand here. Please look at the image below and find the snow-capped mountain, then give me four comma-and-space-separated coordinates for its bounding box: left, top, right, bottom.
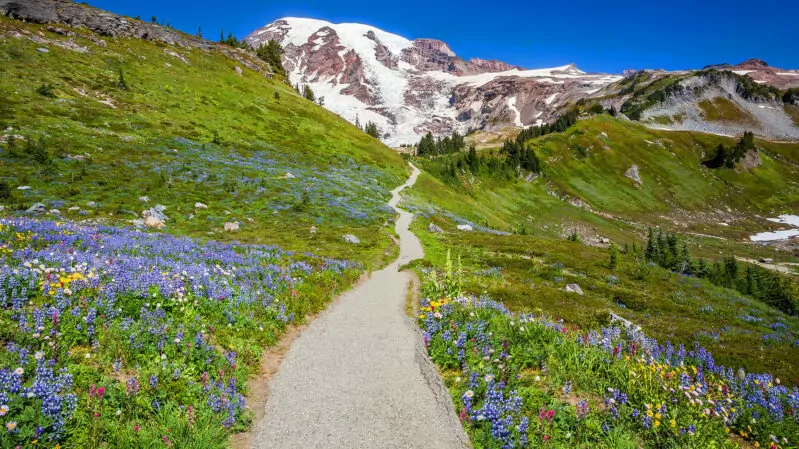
245, 18, 622, 145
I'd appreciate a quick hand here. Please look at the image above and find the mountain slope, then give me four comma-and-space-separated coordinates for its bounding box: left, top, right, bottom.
594, 61, 799, 140
0, 6, 408, 264
245, 18, 621, 145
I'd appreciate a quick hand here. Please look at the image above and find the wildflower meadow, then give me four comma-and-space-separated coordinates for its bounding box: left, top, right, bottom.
0, 217, 359, 447
418, 255, 799, 449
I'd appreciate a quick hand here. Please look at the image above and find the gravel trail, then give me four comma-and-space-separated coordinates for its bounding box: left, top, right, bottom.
251, 163, 468, 449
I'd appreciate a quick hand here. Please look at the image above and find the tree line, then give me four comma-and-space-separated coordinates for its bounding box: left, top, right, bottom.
644, 228, 797, 315
514, 108, 579, 145
416, 131, 466, 156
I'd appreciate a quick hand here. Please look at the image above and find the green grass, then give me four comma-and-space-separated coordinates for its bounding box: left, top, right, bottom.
407, 114, 799, 384
0, 16, 408, 267
410, 215, 799, 383
698, 97, 757, 126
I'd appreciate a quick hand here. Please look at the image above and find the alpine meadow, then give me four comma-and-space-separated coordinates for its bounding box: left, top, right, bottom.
1, 1, 798, 448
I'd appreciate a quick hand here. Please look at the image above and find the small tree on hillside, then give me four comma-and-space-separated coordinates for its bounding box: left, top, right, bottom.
302, 85, 316, 102
364, 122, 380, 138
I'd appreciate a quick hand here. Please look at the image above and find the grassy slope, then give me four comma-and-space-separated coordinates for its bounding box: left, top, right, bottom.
0, 16, 407, 266
407, 115, 799, 382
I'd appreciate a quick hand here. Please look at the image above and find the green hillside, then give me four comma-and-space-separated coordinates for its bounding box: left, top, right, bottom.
0, 14, 407, 266
405, 114, 799, 382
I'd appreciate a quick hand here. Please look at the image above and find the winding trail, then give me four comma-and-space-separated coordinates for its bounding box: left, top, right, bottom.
251, 163, 468, 448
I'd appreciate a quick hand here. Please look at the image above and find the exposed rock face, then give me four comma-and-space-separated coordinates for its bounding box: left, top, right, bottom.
245, 18, 622, 145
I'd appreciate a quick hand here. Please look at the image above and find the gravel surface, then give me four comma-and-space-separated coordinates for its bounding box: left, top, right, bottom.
251, 164, 468, 448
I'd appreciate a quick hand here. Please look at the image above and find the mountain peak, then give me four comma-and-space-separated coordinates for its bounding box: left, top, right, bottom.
244, 18, 621, 145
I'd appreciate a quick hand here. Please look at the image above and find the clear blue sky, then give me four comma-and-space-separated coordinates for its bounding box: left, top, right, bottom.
88, 0, 798, 74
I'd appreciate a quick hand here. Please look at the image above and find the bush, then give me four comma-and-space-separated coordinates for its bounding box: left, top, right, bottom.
116, 68, 129, 90
0, 180, 11, 200
25, 137, 52, 165
36, 83, 56, 98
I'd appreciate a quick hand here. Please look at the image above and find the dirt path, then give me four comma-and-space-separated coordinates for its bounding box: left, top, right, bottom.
250, 163, 468, 448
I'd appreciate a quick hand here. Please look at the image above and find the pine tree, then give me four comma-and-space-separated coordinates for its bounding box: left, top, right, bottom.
364, 122, 380, 138
302, 85, 316, 102
354, 114, 361, 130
197, 26, 202, 38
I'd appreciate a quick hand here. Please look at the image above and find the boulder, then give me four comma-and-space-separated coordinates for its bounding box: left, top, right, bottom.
131, 218, 146, 229
428, 222, 445, 233
25, 203, 47, 214
142, 204, 168, 221
565, 284, 584, 295
456, 224, 473, 232
625, 165, 642, 187
224, 222, 240, 232
144, 216, 165, 229
194, 202, 208, 210
342, 234, 360, 244
49, 209, 61, 215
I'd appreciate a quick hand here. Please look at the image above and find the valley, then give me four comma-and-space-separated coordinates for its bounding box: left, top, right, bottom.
0, 1, 798, 448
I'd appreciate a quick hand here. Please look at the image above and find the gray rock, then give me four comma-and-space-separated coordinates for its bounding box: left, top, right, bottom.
234, 66, 243, 75
342, 234, 360, 244
565, 284, 584, 295
131, 218, 146, 229
87, 201, 97, 208
138, 196, 150, 203
17, 185, 31, 190
142, 204, 168, 221
456, 224, 473, 232
49, 209, 60, 215
37, 47, 49, 53
194, 202, 208, 209
25, 203, 47, 214
760, 258, 774, 264
427, 222, 444, 233
0, 0, 59, 22
625, 165, 642, 187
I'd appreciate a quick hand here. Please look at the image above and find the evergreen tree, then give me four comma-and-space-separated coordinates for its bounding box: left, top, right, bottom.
364, 122, 380, 138
302, 85, 316, 102
196, 26, 202, 38
255, 40, 288, 81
